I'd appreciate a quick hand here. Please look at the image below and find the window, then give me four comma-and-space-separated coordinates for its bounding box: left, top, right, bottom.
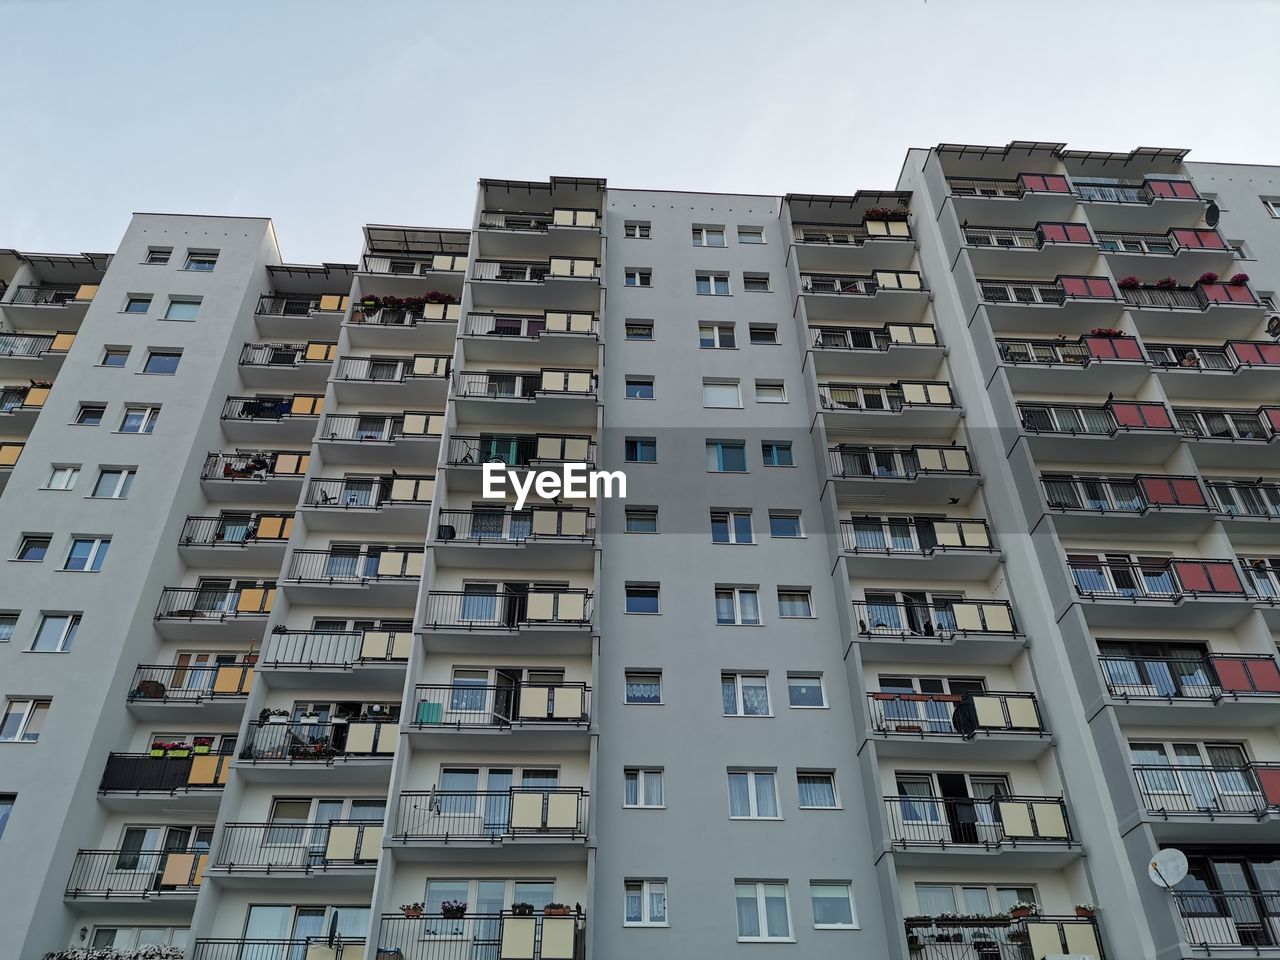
625, 269, 652, 288
743, 273, 771, 292
184, 250, 218, 271
693, 226, 726, 247
164, 297, 200, 321
624, 221, 651, 239
716, 587, 761, 625
143, 351, 181, 375
0, 794, 12, 838
90, 928, 189, 951
703, 379, 741, 408
728, 770, 778, 818
15, 537, 50, 561
64, 537, 110, 572
625, 879, 667, 926
706, 441, 747, 472
625, 585, 660, 614
749, 325, 778, 345
755, 381, 786, 403
797, 772, 838, 808
624, 768, 664, 808
120, 406, 159, 433
101, 348, 130, 367
699, 324, 736, 348
736, 882, 791, 941
1265, 199, 1280, 218
810, 882, 856, 928
738, 227, 765, 244
45, 466, 79, 490
625, 321, 654, 340
76, 404, 106, 426
0, 614, 15, 643
145, 248, 171, 264
788, 675, 825, 708
778, 590, 813, 618
696, 272, 731, 296
31, 614, 80, 652
92, 468, 135, 499
761, 442, 793, 466
123, 296, 151, 314
625, 507, 658, 533
625, 437, 657, 463
769, 512, 802, 538
0, 699, 49, 742
625, 377, 655, 399
625, 671, 662, 704
723, 673, 770, 716
711, 510, 753, 544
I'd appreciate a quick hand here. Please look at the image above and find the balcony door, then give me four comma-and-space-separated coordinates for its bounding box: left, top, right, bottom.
1098, 641, 1212, 698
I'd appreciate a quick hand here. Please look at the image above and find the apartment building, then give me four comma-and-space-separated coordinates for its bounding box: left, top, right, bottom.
1, 144, 1278, 960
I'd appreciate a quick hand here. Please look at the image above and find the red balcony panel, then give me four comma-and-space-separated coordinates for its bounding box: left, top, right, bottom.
1171, 478, 1206, 506
1207, 562, 1244, 593
1171, 228, 1226, 250
1265, 409, 1280, 433
1230, 342, 1280, 366
1174, 561, 1212, 592
1085, 337, 1143, 361
1020, 173, 1071, 194
1040, 222, 1092, 244
1201, 282, 1258, 305
1249, 659, 1280, 693
1214, 656, 1280, 694
1139, 476, 1205, 507
1061, 276, 1115, 299
1171, 560, 1244, 594
1259, 767, 1280, 806
1110, 402, 1172, 429
1147, 178, 1200, 200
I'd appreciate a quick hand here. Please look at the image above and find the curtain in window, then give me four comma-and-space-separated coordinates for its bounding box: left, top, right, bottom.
728, 773, 752, 817
853, 520, 886, 550
763, 885, 789, 937
741, 682, 769, 716
798, 775, 835, 808
736, 885, 760, 937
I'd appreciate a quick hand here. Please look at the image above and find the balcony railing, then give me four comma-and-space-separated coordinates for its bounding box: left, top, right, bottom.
853, 599, 1016, 637
422, 590, 592, 630
480, 210, 555, 231
155, 585, 274, 620
0, 333, 60, 357
394, 788, 588, 839
412, 682, 590, 728
1076, 175, 1200, 204
1121, 280, 1258, 310
1178, 406, 1280, 441
99, 751, 232, 793
260, 628, 411, 668
362, 253, 467, 274
8, 284, 81, 306
128, 662, 254, 702
319, 412, 444, 442
67, 849, 206, 897
255, 294, 322, 317
1020, 400, 1174, 436
305, 476, 434, 509
841, 518, 992, 556
1098, 227, 1226, 255
180, 514, 294, 547
285, 548, 424, 583
885, 795, 1073, 847
202, 451, 309, 481
868, 690, 1042, 736
377, 913, 585, 960
905, 916, 1103, 959
213, 820, 382, 871
464, 311, 599, 338
447, 434, 596, 466
793, 219, 912, 243
947, 172, 1073, 199
800, 270, 924, 295
193, 939, 365, 960
819, 381, 955, 412
998, 334, 1145, 365
1208, 480, 1280, 518
1134, 762, 1280, 815
1043, 474, 1207, 513
1149, 340, 1280, 371
437, 508, 595, 542
239, 341, 336, 367
455, 370, 597, 398
828, 444, 973, 480
1101, 653, 1280, 701
350, 302, 461, 325
222, 396, 323, 421
980, 279, 1064, 305
334, 355, 451, 382
810, 323, 937, 351
1173, 889, 1280, 948
473, 258, 599, 282
239, 718, 398, 761
964, 223, 1093, 249
1069, 558, 1246, 600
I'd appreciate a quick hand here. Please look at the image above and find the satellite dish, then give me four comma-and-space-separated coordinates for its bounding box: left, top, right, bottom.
1149, 848, 1189, 889
1205, 202, 1221, 228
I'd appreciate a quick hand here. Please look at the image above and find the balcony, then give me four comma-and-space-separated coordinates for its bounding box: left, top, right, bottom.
238, 340, 335, 388
282, 548, 424, 605
0, 441, 21, 491
978, 275, 1121, 331
238, 718, 397, 783
1101, 653, 1280, 725
410, 682, 590, 750
867, 691, 1047, 759
905, 915, 1104, 960
446, 434, 596, 492
178, 513, 293, 566
818, 380, 961, 437
885, 795, 1076, 863
790, 217, 916, 271
852, 599, 1020, 662
454, 369, 597, 427
303, 476, 434, 532
809, 322, 942, 378
1075, 174, 1206, 230
0, 331, 73, 376
462, 311, 600, 366
828, 444, 979, 505
4, 284, 94, 330
478, 208, 602, 260
347, 297, 460, 352
194, 938, 365, 960
254, 293, 346, 338
962, 221, 1098, 275
1177, 406, 1280, 469
221, 395, 324, 443
1069, 557, 1249, 628
332, 354, 450, 405
1208, 480, 1280, 536
317, 413, 444, 466
201, 451, 310, 502
434, 508, 595, 571
471, 259, 601, 311
421, 590, 592, 656
66, 848, 205, 900
209, 820, 382, 881
1173, 889, 1280, 952
377, 913, 584, 960
259, 628, 410, 688
1134, 763, 1280, 830
126, 662, 254, 722
97, 752, 231, 811
1018, 399, 1179, 463
994, 334, 1149, 394
798, 269, 928, 323
154, 585, 274, 641
1098, 227, 1234, 279
390, 788, 588, 860
841, 517, 998, 578
946, 172, 1077, 224
1120, 279, 1263, 338
1153, 341, 1280, 403
0, 383, 47, 429
1042, 473, 1212, 536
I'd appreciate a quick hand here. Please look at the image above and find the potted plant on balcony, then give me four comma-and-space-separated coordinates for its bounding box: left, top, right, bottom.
1009, 900, 1040, 920
866, 206, 910, 222
258, 708, 289, 725
1199, 272, 1220, 285
1075, 903, 1098, 918
425, 290, 458, 304
1155, 276, 1179, 290
1117, 276, 1141, 289
543, 902, 572, 916
1089, 327, 1126, 338
440, 899, 468, 919
400, 902, 425, 918
510, 902, 535, 917
149, 740, 168, 758
1230, 272, 1250, 285
165, 742, 191, 758
193, 736, 214, 755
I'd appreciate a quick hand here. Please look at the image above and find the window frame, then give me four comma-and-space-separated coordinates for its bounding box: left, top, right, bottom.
810, 881, 858, 929
769, 511, 802, 538
761, 441, 793, 467
63, 536, 110, 572
624, 878, 668, 926
0, 698, 50, 742
625, 377, 655, 400
777, 589, 814, 618
695, 272, 731, 296
623, 768, 665, 809
702, 379, 742, 409
624, 221, 651, 239
119, 406, 160, 434
749, 324, 779, 345
101, 347, 130, 368
15, 536, 50, 562
754, 380, 786, 403
692, 226, 727, 248
728, 769, 780, 819
711, 509, 753, 545
144, 248, 172, 265
123, 296, 152, 315
797, 771, 840, 809
0, 793, 12, 838
723, 673, 771, 717
625, 585, 660, 615
45, 465, 80, 491
698, 323, 736, 349
787, 674, 826, 709
31, 613, 81, 653
624, 320, 654, 341
624, 268, 653, 288
163, 297, 201, 321
75, 404, 106, 426
91, 467, 136, 499
706, 440, 748, 473
716, 586, 762, 626
624, 436, 657, 463
624, 507, 659, 534
735, 881, 793, 942
737, 226, 766, 244
142, 351, 182, 376
624, 670, 663, 705
742, 272, 772, 293
183, 250, 219, 272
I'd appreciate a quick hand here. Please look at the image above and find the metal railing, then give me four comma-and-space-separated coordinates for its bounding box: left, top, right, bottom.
997, 338, 1092, 364
1096, 230, 1176, 254
239, 342, 334, 366
377, 914, 585, 960
473, 260, 552, 282
963, 225, 1041, 248
1068, 558, 1246, 600
8, 284, 80, 306
395, 788, 588, 838
285, 548, 424, 582
1075, 179, 1147, 203
1042, 474, 1205, 514
905, 916, 1102, 959
869, 691, 1041, 736
99, 752, 231, 793
350, 304, 459, 326
155, 586, 273, 619
362, 253, 467, 274
202, 452, 306, 481
827, 446, 974, 480
800, 271, 923, 295
260, 629, 410, 668
819, 384, 905, 411
0, 386, 33, 411
256, 294, 321, 316
412, 683, 590, 728
436, 508, 595, 543
128, 662, 254, 701
1177, 407, 1275, 441
221, 396, 320, 421
180, 514, 294, 547
885, 795, 1072, 847
979, 279, 1064, 304
320, 414, 420, 441
1134, 763, 1279, 815
0, 333, 58, 357
946, 176, 1025, 198
1020, 403, 1119, 435
447, 434, 596, 466
1173, 889, 1280, 948
793, 221, 873, 243
840, 519, 993, 555
1101, 654, 1280, 700
213, 821, 383, 871
1209, 481, 1280, 518
67, 849, 206, 896
422, 590, 593, 630
194, 940, 365, 960
464, 311, 599, 338
1120, 285, 1202, 309
455, 370, 598, 398
239, 719, 398, 761
853, 599, 1017, 637
334, 355, 451, 381
480, 210, 555, 231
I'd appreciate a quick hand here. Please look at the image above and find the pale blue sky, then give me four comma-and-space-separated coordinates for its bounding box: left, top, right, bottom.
4, 0, 1279, 264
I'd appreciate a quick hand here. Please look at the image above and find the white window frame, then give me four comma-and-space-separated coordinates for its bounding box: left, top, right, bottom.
695, 272, 731, 296
142, 351, 182, 375
797, 771, 840, 809
625, 377, 655, 400
101, 347, 131, 367
755, 380, 786, 403
624, 670, 663, 705
624, 879, 668, 926
778, 589, 814, 618
624, 222, 651, 239
1264, 199, 1280, 219
735, 881, 793, 942
625, 585, 660, 615
743, 272, 771, 292
624, 507, 659, 534
624, 320, 654, 340
0, 698, 50, 742
120, 406, 160, 434
703, 379, 742, 408
749, 324, 778, 344
698, 323, 736, 349
728, 769, 780, 819
123, 296, 152, 314
15, 536, 50, 561
737, 226, 766, 244
184, 250, 219, 271
163, 297, 201, 321
64, 536, 110, 572
723, 673, 770, 716
623, 768, 665, 808
45, 465, 80, 491
624, 269, 652, 288
810, 881, 858, 929
692, 226, 726, 248
711, 509, 753, 545
92, 467, 136, 499
0, 613, 16, 643
716, 586, 761, 625
31, 613, 80, 652
787, 674, 826, 708
144, 248, 172, 265
76, 404, 106, 425
769, 511, 803, 538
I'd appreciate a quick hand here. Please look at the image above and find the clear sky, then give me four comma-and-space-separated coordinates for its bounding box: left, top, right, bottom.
4, 0, 1279, 264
